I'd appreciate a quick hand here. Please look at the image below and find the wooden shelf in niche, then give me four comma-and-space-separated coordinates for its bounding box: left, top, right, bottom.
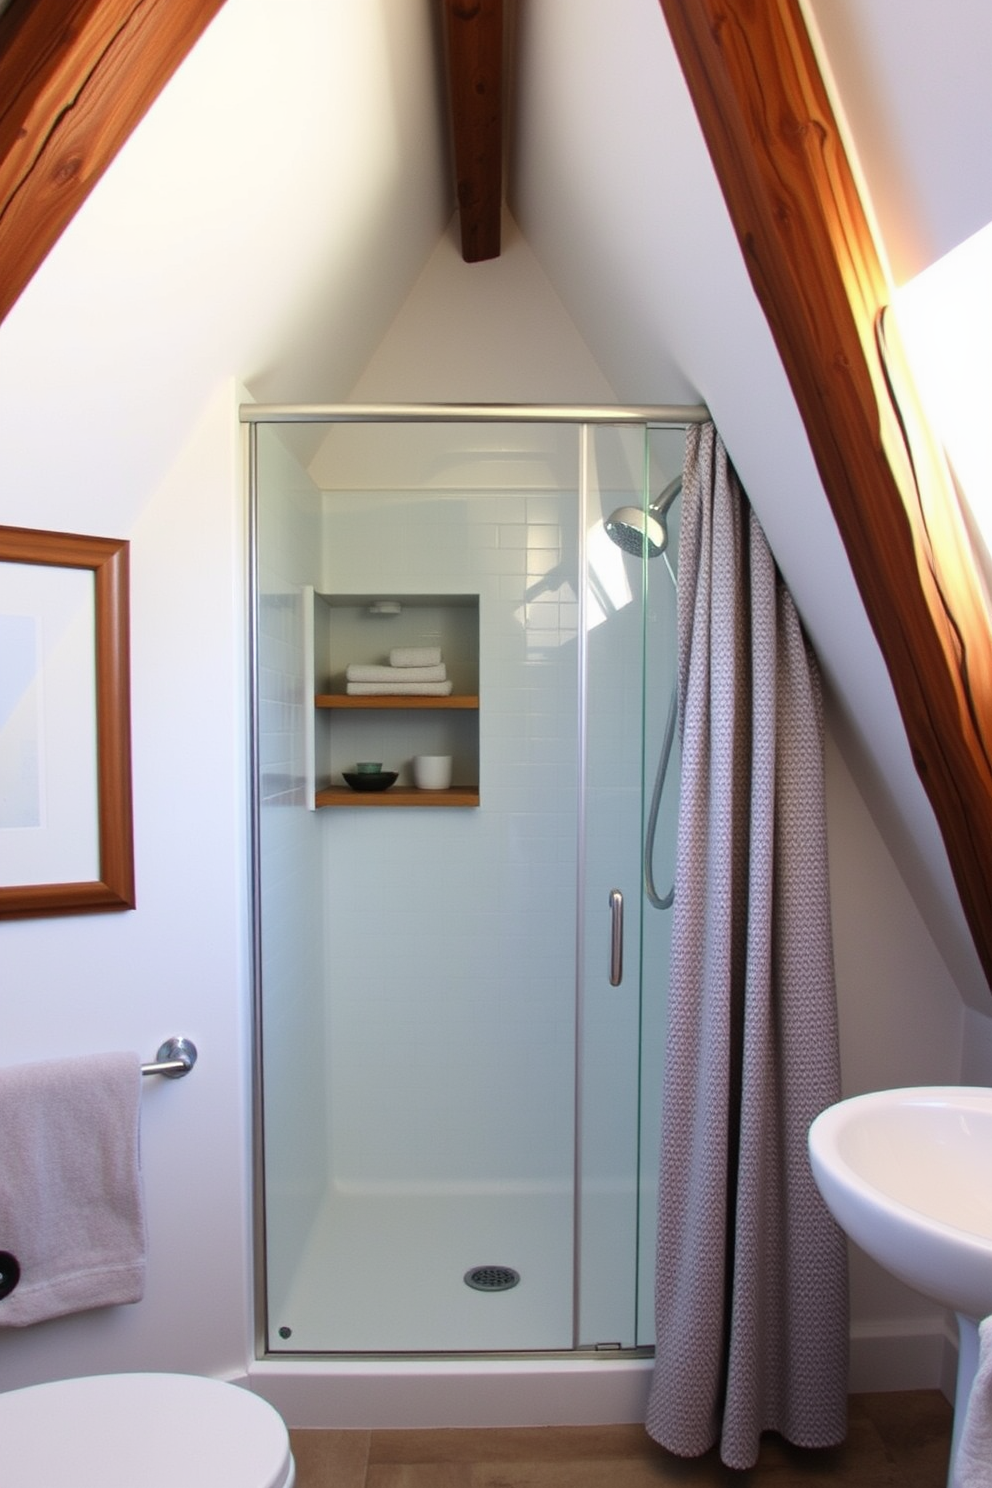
315, 694, 479, 711
315, 786, 480, 808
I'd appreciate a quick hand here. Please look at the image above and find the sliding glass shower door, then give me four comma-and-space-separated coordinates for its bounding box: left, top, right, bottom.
578, 424, 680, 1348
252, 414, 682, 1354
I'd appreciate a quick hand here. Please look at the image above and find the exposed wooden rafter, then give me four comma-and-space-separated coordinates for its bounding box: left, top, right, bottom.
0, 0, 227, 325
658, 0, 992, 989
442, 0, 503, 262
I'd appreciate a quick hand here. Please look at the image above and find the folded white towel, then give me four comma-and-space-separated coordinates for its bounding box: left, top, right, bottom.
390, 646, 442, 668
0, 1052, 146, 1326
346, 663, 447, 683
953, 1316, 992, 1486
346, 680, 454, 696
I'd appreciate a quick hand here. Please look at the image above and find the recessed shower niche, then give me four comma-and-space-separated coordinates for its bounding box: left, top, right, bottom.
247, 408, 702, 1356
306, 591, 480, 806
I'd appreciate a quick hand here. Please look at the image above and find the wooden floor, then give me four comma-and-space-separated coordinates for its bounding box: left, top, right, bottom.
290, 1390, 952, 1486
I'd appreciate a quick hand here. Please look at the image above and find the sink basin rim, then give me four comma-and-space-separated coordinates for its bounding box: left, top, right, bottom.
808, 1085, 992, 1320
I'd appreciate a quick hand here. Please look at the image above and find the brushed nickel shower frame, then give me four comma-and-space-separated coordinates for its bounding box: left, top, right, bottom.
244, 400, 708, 1362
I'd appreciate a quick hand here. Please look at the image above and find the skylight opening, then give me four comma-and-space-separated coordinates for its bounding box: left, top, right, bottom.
892, 221, 992, 553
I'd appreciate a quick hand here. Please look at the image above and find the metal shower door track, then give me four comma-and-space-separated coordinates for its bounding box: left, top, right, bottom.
239, 402, 709, 425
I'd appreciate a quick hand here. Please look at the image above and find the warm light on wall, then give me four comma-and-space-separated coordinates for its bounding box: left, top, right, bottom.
893, 221, 992, 549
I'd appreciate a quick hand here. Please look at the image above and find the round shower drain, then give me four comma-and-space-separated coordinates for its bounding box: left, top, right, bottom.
464, 1265, 520, 1292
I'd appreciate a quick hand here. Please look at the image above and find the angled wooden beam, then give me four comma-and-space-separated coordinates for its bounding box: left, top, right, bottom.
658, 0, 992, 989
443, 0, 503, 262
0, 0, 228, 327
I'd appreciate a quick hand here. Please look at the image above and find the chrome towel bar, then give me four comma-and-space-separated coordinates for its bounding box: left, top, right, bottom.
140, 1037, 197, 1080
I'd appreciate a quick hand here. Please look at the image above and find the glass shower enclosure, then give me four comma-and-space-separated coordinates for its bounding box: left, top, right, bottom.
247, 407, 699, 1356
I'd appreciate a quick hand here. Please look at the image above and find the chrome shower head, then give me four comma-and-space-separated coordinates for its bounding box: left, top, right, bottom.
605, 506, 667, 558
605, 475, 681, 559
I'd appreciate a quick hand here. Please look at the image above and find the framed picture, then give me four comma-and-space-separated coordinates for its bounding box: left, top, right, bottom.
0, 525, 135, 918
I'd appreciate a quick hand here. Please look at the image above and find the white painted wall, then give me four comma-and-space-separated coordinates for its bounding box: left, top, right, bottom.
348, 210, 618, 406
825, 728, 964, 1372
0, 382, 253, 1388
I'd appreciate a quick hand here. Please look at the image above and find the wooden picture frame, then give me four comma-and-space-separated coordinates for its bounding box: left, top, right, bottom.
0, 525, 135, 917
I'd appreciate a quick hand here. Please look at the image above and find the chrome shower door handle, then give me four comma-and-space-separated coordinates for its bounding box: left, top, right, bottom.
609, 888, 623, 986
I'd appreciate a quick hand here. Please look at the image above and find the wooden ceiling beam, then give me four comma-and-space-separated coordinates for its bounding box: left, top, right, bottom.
0, 0, 227, 326
443, 0, 503, 262
658, 0, 992, 990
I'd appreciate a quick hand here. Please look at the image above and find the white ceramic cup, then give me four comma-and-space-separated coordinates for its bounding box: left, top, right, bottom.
413, 754, 453, 790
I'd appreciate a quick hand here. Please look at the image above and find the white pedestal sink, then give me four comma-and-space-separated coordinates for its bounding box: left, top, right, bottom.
808, 1086, 992, 1484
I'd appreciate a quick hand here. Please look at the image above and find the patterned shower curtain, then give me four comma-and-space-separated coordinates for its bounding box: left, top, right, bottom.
645, 424, 849, 1469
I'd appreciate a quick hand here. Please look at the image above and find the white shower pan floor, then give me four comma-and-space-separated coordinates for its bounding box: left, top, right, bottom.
266, 1187, 576, 1354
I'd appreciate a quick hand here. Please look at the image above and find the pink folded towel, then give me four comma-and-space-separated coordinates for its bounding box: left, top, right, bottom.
345, 680, 454, 696
346, 663, 447, 683
0, 1052, 146, 1326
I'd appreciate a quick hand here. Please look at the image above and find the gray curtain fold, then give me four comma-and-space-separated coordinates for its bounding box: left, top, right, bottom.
645, 423, 849, 1469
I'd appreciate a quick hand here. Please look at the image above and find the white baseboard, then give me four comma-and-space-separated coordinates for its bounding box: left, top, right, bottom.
849, 1317, 958, 1402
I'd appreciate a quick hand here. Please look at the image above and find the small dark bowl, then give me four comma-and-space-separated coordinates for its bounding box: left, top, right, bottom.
342, 771, 399, 793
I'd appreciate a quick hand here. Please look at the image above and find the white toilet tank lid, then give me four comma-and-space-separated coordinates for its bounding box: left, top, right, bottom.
0, 1372, 294, 1488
